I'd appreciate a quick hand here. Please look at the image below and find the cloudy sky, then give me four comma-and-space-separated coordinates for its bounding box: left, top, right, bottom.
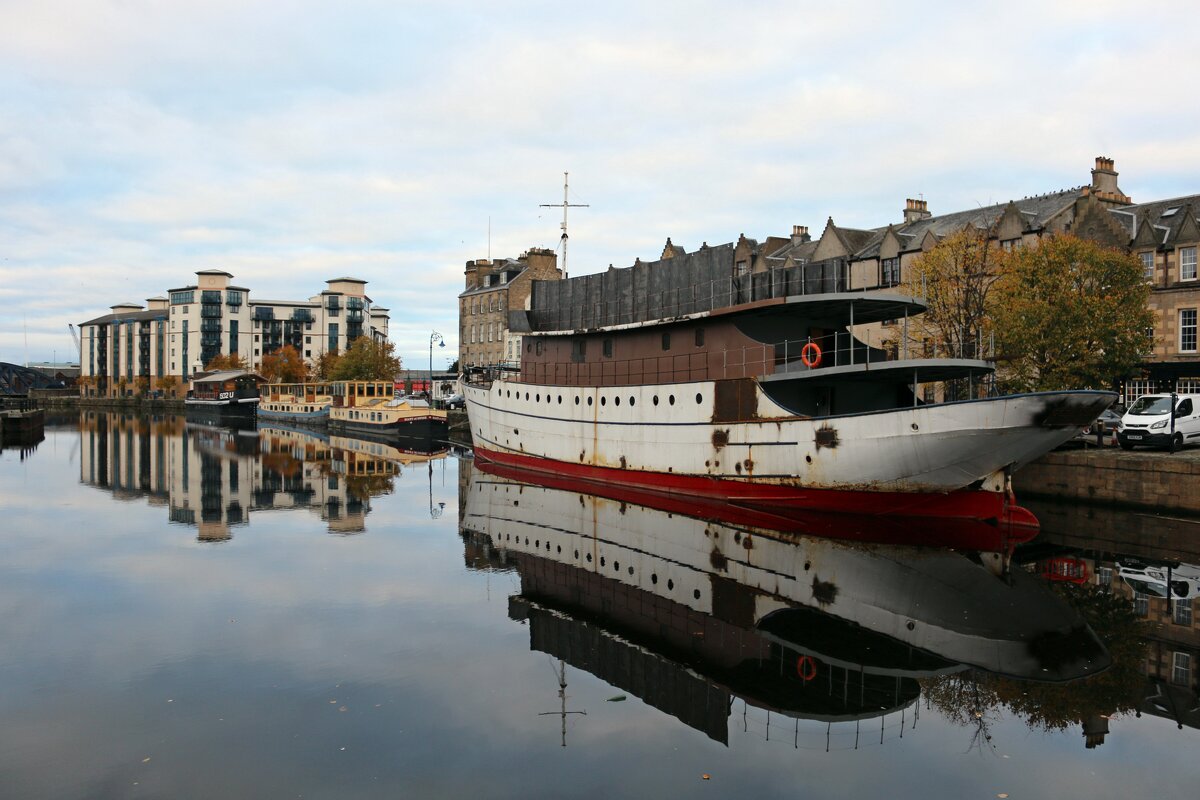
3, 0, 1199, 368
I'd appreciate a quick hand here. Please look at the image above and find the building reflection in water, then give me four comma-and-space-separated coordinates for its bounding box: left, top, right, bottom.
457, 459, 1161, 751
78, 412, 448, 540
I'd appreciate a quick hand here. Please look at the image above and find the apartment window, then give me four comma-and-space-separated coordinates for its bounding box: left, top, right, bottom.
1174, 599, 1194, 627
1144, 327, 1156, 357
735, 260, 748, 277
170, 290, 194, 305
880, 257, 900, 286
1000, 238, 1022, 252
305, 350, 311, 358
226, 290, 243, 306
1133, 591, 1149, 617
305, 336, 311, 344
1182, 247, 1197, 281
1181, 309, 1198, 352
1140, 251, 1155, 280
1173, 652, 1192, 686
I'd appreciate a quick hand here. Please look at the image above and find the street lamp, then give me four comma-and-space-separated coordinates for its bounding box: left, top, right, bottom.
429, 331, 444, 397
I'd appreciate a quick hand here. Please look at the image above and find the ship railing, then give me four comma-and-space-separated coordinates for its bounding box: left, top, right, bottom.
483, 327, 996, 395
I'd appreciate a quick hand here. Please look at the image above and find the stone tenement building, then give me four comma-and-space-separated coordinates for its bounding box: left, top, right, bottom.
526, 157, 1197, 403
458, 247, 561, 369
78, 271, 389, 396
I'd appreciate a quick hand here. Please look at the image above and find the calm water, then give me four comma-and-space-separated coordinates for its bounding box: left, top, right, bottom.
1, 412, 1197, 799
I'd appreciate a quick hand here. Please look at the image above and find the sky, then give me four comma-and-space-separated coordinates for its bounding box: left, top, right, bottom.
3, 0, 1200, 370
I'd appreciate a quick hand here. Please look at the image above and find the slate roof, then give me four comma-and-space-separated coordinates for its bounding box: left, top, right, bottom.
1115, 194, 1200, 246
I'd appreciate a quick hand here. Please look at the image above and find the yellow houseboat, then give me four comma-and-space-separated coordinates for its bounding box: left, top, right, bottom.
328, 381, 448, 439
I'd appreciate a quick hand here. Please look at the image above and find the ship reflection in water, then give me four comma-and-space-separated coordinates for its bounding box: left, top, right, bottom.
77, 411, 449, 540
459, 458, 1148, 751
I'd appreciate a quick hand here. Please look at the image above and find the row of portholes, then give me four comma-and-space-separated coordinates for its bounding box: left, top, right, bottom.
499, 532, 700, 599
500, 388, 705, 408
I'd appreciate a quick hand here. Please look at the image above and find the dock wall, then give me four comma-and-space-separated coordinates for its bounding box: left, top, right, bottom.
1014, 449, 1200, 515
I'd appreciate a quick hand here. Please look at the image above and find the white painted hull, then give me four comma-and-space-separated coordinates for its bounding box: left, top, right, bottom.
462, 378, 1112, 494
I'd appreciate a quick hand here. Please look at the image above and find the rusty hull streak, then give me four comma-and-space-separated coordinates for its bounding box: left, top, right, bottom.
1034, 395, 1112, 428
811, 575, 838, 606
712, 428, 730, 450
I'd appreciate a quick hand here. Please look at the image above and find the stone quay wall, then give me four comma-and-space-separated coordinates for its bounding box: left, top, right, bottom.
1015, 448, 1200, 514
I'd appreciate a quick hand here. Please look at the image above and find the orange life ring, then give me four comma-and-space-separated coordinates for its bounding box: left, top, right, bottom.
801, 342, 823, 368
796, 655, 817, 681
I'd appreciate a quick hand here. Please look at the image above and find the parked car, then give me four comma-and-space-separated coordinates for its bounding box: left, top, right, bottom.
444, 393, 465, 410
1074, 407, 1123, 444
1117, 560, 1200, 600
1117, 393, 1200, 451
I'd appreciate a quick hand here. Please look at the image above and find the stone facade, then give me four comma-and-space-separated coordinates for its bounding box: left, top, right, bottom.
458, 248, 561, 368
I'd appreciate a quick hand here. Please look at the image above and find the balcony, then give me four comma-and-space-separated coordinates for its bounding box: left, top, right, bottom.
200, 319, 222, 333
346, 297, 364, 311
254, 307, 275, 321
201, 291, 222, 304
201, 305, 223, 319
292, 309, 314, 323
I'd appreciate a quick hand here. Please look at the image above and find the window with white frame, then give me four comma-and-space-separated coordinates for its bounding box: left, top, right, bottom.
1182, 247, 1198, 281
1125, 379, 1154, 406
1181, 309, 1198, 352
1177, 377, 1200, 393
1174, 599, 1194, 626
1140, 251, 1155, 280
1000, 238, 1022, 252
880, 258, 900, 286
1173, 652, 1191, 686
1098, 567, 1112, 587
1133, 591, 1149, 617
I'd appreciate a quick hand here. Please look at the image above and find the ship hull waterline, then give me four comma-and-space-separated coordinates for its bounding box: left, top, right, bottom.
465, 385, 1115, 524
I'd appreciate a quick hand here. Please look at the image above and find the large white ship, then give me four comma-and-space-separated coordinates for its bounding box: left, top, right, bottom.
462, 281, 1113, 522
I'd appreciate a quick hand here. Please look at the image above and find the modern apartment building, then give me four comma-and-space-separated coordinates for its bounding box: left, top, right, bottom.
79, 271, 389, 396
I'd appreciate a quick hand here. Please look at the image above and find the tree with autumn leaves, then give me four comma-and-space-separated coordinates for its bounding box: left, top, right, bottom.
258, 345, 307, 383
907, 232, 1151, 392
326, 337, 402, 380
991, 236, 1152, 392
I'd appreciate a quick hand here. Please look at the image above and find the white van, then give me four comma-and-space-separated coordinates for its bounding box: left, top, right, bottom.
1117, 393, 1200, 451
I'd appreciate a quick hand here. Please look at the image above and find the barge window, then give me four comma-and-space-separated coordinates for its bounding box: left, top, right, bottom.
572, 340, 586, 361
603, 338, 612, 358
661, 333, 671, 351
695, 328, 704, 347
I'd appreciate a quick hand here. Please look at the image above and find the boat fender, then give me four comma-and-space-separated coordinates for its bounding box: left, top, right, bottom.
801, 343, 822, 368
796, 655, 817, 681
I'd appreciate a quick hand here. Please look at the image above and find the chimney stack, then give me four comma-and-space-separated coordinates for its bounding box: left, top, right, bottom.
1088, 156, 1130, 203
903, 198, 931, 224
792, 224, 810, 245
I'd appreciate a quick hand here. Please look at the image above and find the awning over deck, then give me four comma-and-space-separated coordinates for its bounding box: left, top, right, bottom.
761, 358, 994, 385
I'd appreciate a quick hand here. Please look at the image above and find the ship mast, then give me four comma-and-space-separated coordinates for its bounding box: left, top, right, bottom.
540, 172, 588, 279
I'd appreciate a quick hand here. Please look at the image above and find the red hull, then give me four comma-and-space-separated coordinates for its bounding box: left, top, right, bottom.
473, 446, 1039, 550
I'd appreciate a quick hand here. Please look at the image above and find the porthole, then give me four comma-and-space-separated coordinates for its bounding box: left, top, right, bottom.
695, 393, 702, 404
556, 545, 561, 553
667, 579, 674, 591
536, 394, 540, 402
613, 561, 620, 572
525, 392, 529, 401
587, 397, 593, 406
574, 550, 579, 558
507, 390, 511, 398
546, 541, 551, 551
600, 557, 606, 567
524, 537, 529, 545
653, 395, 659, 406
575, 396, 580, 405
558, 395, 562, 404
629, 396, 636, 407
627, 566, 634, 575
651, 573, 658, 584
668, 395, 675, 405
614, 396, 621, 406
535, 539, 539, 548
693, 589, 701, 600
600, 396, 607, 406
586, 553, 592, 562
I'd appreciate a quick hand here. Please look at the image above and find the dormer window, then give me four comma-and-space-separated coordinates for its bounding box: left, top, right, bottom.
1162, 207, 1180, 218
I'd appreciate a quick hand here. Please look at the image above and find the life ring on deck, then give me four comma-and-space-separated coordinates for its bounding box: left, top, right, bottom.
796, 655, 818, 681
800, 342, 823, 368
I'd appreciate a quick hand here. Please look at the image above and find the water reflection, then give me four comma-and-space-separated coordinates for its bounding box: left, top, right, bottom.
77, 411, 448, 540
459, 459, 1132, 751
